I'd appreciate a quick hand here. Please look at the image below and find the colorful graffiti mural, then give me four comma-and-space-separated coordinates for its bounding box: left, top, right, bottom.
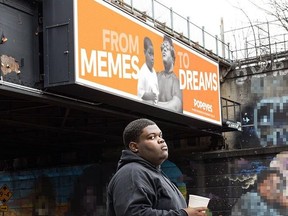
0, 164, 113, 216
224, 59, 288, 148
230, 151, 288, 216
220, 60, 288, 214
0, 160, 189, 216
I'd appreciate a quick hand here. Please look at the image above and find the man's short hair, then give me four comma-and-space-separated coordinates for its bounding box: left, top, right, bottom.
123, 118, 156, 149
144, 37, 153, 51
257, 169, 282, 185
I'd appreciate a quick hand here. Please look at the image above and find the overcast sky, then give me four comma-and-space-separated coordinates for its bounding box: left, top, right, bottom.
154, 0, 286, 59
124, 0, 284, 59
156, 0, 269, 36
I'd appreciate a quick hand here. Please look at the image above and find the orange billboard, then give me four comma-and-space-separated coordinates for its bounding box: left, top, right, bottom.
74, 0, 222, 125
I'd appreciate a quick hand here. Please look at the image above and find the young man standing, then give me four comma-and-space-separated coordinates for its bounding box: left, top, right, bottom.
106, 118, 207, 216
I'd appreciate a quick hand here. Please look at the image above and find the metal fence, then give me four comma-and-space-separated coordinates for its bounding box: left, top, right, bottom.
110, 0, 232, 63
109, 0, 288, 65
225, 20, 288, 63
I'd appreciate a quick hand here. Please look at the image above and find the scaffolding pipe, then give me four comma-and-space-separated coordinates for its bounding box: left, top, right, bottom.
202, 26, 205, 49
187, 16, 190, 41
170, 7, 173, 32
151, 0, 155, 23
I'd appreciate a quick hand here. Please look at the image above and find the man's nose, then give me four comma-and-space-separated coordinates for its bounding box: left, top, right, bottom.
158, 138, 165, 144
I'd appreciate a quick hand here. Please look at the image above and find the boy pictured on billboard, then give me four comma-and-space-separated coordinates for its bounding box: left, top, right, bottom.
137, 37, 159, 105
157, 35, 183, 113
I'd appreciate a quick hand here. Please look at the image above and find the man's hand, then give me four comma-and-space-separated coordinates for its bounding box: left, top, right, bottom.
184, 207, 208, 216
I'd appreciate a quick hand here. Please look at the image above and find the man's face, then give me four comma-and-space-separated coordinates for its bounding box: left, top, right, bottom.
161, 41, 173, 65
136, 124, 168, 166
145, 45, 154, 71
259, 173, 288, 207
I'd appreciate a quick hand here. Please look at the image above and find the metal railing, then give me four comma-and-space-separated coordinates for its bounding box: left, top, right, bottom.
225, 20, 288, 64
109, 0, 233, 64
109, 0, 288, 67
221, 97, 242, 131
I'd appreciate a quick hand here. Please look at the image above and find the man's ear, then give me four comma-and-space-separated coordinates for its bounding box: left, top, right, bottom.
129, 142, 139, 153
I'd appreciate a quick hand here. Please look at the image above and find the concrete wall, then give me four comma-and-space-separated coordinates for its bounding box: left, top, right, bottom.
221, 59, 288, 149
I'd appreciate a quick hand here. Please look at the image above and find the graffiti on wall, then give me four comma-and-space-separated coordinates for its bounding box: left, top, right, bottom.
0, 164, 114, 216
254, 96, 288, 146
230, 151, 288, 216
234, 61, 287, 85
204, 59, 288, 214
0, 161, 184, 216
228, 60, 288, 148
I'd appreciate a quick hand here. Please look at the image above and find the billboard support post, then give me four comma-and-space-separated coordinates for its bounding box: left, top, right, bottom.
187, 16, 190, 41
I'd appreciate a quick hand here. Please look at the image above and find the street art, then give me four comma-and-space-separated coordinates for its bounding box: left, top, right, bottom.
228, 158, 269, 190
254, 96, 288, 146
223, 60, 288, 214
228, 174, 257, 189
228, 59, 288, 148
162, 160, 187, 198
196, 60, 288, 215
234, 61, 285, 85
230, 151, 288, 216
0, 161, 186, 216
0, 164, 110, 216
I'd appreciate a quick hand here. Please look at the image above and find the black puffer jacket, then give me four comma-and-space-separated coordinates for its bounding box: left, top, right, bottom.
106, 150, 188, 216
